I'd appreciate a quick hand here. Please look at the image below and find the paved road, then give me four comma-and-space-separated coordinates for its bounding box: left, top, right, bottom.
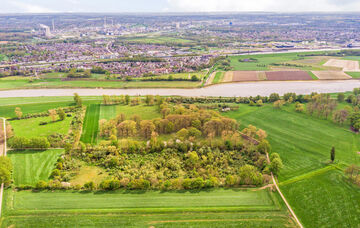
0, 80, 359, 98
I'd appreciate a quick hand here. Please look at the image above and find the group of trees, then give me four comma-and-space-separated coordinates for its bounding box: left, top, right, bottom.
53, 102, 283, 191
0, 157, 12, 186
99, 103, 239, 142
8, 136, 50, 149
67, 68, 92, 78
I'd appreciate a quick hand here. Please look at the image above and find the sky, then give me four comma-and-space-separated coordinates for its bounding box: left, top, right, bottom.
0, 0, 360, 13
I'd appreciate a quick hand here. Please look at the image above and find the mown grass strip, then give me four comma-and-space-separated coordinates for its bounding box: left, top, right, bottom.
80, 104, 100, 144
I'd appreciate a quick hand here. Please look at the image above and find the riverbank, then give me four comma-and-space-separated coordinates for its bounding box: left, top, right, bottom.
0, 80, 359, 98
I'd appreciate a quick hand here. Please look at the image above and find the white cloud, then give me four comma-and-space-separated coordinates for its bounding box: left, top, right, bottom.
10, 1, 57, 13
167, 0, 360, 12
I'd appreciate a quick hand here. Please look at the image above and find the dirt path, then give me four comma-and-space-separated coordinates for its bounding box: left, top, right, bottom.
266, 152, 303, 228
0, 117, 7, 218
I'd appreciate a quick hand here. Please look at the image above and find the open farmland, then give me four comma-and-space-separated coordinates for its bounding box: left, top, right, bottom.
222, 71, 234, 82
1, 189, 296, 227
311, 71, 352, 80
223, 103, 360, 227
8, 149, 64, 186
212, 71, 224, 84
280, 169, 360, 228
265, 71, 312, 81
323, 59, 360, 71
232, 71, 261, 82
80, 104, 100, 144
223, 104, 360, 181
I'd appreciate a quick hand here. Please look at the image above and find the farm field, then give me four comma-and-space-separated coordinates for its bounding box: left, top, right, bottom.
8, 149, 64, 186
0, 98, 100, 118
1, 188, 296, 227
223, 103, 360, 227
80, 104, 100, 144
227, 52, 334, 71
0, 78, 201, 90
265, 71, 312, 81
280, 169, 360, 228
212, 71, 224, 83
10, 116, 72, 138
232, 71, 260, 82
223, 104, 360, 181
323, 58, 360, 71
345, 71, 360, 78
311, 71, 352, 80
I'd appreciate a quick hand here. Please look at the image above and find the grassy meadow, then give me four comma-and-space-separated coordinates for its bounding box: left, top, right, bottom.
212, 71, 225, 83
223, 104, 360, 181
281, 169, 360, 227
0, 78, 201, 90
226, 51, 339, 71
80, 104, 100, 144
1, 188, 296, 227
223, 103, 360, 227
10, 116, 72, 138
8, 149, 64, 186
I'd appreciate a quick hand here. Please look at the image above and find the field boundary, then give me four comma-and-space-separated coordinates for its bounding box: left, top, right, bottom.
266, 152, 303, 228
272, 174, 303, 228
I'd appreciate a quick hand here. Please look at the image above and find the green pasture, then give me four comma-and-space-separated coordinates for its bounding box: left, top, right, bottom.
226, 51, 339, 71
0, 78, 201, 90
8, 149, 64, 186
281, 169, 360, 228
212, 71, 224, 83
10, 116, 72, 138
223, 104, 360, 181
1, 188, 295, 227
80, 104, 100, 144
346, 72, 360, 78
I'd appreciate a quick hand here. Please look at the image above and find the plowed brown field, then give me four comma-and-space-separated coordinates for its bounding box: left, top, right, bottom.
265, 71, 312, 81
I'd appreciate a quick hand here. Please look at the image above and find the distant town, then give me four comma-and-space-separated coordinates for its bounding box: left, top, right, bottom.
1, 13, 360, 78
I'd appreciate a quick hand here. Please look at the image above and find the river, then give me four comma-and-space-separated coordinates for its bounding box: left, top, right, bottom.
0, 80, 359, 98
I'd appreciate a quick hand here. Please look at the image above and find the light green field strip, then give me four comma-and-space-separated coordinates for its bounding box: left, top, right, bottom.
80, 104, 100, 144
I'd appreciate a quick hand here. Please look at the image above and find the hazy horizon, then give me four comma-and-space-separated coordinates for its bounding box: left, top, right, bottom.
1, 0, 360, 14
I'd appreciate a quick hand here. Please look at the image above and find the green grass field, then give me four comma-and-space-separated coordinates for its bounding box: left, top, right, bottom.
8, 149, 64, 186
223, 104, 360, 181
226, 51, 337, 71
0, 97, 101, 118
345, 72, 360, 78
1, 188, 296, 227
223, 103, 360, 227
0, 78, 201, 90
281, 169, 360, 228
80, 104, 100, 144
307, 71, 319, 80
212, 71, 224, 83
10, 116, 72, 138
